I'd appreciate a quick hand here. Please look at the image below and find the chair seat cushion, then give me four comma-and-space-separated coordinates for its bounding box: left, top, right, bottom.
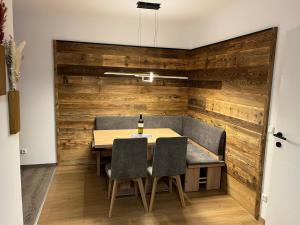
186, 143, 223, 165
105, 163, 112, 178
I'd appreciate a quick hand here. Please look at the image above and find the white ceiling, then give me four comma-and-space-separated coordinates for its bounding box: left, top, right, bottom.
14, 0, 236, 22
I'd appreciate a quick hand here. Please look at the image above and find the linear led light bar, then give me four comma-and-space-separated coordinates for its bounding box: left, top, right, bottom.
104, 72, 188, 81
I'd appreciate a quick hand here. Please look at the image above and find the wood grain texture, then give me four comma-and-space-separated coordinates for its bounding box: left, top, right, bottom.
0, 45, 6, 96
187, 28, 277, 218
54, 42, 188, 165
38, 165, 263, 225
184, 167, 200, 192
206, 167, 222, 190
53, 28, 277, 218
8, 90, 20, 134
93, 128, 180, 148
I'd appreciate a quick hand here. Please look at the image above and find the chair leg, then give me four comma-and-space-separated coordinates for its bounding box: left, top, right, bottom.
107, 178, 112, 199
169, 176, 173, 193
175, 175, 186, 208
149, 177, 158, 212
109, 180, 118, 218
136, 178, 149, 212
134, 181, 139, 197
144, 176, 149, 194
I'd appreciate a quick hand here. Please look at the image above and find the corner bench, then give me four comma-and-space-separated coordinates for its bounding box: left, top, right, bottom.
183, 116, 226, 192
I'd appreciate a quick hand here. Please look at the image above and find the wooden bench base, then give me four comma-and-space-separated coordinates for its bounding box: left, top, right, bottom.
207, 167, 222, 190
184, 165, 223, 192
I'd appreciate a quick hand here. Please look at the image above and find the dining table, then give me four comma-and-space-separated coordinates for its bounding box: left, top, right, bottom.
93, 128, 181, 176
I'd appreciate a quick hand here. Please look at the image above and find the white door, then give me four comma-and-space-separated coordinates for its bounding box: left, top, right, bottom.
266, 27, 300, 225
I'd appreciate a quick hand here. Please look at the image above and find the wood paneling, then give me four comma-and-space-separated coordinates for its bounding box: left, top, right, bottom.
93, 128, 180, 148
0, 45, 6, 96
54, 42, 188, 166
54, 28, 277, 219
187, 28, 277, 218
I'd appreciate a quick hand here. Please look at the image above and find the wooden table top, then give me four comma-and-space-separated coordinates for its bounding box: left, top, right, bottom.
93, 128, 181, 148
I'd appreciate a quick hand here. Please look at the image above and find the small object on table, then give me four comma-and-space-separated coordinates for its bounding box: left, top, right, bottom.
131, 133, 152, 138
137, 114, 144, 134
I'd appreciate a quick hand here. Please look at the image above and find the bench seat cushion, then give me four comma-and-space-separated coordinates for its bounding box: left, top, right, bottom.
186, 143, 224, 165
105, 163, 112, 178
147, 166, 153, 176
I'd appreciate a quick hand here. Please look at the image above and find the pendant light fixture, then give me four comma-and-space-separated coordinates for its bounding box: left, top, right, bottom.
104, 1, 188, 82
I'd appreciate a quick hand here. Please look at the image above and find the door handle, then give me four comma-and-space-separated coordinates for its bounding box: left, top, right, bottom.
273, 132, 287, 141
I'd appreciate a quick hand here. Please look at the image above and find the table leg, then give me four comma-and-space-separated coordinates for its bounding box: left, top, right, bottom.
96, 152, 101, 176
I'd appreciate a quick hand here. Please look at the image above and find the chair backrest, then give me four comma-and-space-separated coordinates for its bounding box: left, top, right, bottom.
111, 138, 148, 181
152, 137, 188, 177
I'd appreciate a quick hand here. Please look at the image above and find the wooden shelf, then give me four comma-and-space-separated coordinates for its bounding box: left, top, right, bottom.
8, 90, 20, 134
0, 45, 6, 96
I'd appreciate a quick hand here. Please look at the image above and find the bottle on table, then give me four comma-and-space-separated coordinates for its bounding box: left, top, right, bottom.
138, 114, 144, 134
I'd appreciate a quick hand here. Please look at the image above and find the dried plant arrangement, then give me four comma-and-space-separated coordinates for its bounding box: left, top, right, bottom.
0, 0, 7, 44
4, 36, 26, 90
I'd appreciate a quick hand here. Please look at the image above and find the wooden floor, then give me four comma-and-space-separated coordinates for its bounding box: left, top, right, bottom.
38, 165, 262, 225
21, 165, 56, 225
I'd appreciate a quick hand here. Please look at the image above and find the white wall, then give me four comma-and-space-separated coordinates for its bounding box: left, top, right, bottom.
0, 0, 23, 224
13, 8, 192, 165
188, 0, 300, 219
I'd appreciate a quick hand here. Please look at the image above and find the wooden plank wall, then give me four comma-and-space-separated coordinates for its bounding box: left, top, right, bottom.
54, 41, 189, 165
54, 28, 277, 218
187, 28, 277, 218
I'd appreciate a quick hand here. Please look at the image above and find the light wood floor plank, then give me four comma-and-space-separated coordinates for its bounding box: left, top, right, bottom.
38, 165, 262, 225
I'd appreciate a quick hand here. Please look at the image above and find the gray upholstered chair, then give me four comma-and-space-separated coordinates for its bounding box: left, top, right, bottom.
146, 136, 188, 212
105, 138, 148, 217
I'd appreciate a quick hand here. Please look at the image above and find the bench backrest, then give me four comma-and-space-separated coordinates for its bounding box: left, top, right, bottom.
95, 115, 225, 156
182, 116, 226, 156
95, 115, 183, 135
96, 116, 137, 130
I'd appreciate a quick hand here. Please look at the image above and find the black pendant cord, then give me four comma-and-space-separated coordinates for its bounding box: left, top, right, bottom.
138, 8, 142, 70
136, 1, 160, 77
154, 10, 158, 48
